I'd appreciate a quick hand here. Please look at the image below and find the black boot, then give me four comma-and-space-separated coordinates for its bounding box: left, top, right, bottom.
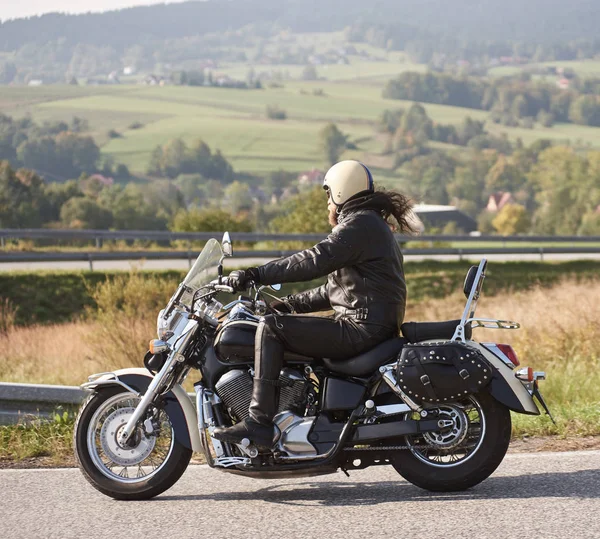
213, 378, 280, 449
213, 316, 285, 449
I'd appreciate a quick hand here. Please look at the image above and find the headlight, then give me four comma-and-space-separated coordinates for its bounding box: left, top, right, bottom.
157, 309, 170, 340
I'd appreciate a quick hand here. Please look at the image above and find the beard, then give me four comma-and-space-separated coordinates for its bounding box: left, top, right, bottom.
328, 205, 338, 228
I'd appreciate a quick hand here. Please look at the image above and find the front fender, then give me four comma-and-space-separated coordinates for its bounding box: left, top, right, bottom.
82, 368, 201, 451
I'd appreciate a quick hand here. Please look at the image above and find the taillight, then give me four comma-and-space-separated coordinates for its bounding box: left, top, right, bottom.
496, 344, 520, 367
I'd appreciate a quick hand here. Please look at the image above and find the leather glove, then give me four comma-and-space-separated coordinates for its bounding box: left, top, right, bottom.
226, 268, 259, 292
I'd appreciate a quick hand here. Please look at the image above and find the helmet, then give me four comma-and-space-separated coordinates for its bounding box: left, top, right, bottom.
323, 160, 374, 206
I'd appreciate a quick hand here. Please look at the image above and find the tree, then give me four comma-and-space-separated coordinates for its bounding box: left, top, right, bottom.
511, 95, 528, 118
0, 161, 50, 227
302, 65, 318, 81
527, 146, 589, 234
270, 187, 331, 234
175, 173, 206, 207
60, 196, 113, 229
266, 105, 287, 120
484, 155, 525, 194
223, 181, 253, 214
492, 204, 531, 235
319, 123, 348, 166
569, 95, 600, 126
170, 207, 252, 233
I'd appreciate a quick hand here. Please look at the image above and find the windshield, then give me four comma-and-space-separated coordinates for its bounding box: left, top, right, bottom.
180, 238, 223, 307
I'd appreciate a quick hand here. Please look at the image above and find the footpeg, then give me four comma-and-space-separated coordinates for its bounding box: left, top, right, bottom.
238, 438, 259, 458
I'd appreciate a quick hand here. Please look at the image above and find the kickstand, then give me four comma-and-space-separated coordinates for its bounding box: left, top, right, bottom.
532, 382, 556, 425
341, 468, 350, 477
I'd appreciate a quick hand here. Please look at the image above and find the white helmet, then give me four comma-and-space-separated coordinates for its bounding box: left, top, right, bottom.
323, 160, 374, 206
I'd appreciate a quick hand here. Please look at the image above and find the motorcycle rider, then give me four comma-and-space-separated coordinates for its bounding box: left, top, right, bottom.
213, 160, 416, 449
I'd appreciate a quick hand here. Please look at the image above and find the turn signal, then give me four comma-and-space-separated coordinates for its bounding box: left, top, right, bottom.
515, 367, 534, 382
497, 344, 520, 367
149, 339, 169, 354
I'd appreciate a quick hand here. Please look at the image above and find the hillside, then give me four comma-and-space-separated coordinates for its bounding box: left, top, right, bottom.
1, 0, 600, 51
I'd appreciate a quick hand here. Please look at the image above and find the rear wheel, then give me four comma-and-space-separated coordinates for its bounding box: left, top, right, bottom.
391, 392, 511, 492
74, 386, 192, 500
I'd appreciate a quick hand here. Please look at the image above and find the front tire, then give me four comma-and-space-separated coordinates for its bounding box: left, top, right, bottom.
74, 387, 192, 500
391, 392, 511, 492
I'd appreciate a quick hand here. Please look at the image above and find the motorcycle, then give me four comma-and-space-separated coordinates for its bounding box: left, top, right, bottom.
74, 233, 553, 500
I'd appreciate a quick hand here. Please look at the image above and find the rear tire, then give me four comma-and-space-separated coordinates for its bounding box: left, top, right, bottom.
391, 392, 511, 492
74, 387, 192, 500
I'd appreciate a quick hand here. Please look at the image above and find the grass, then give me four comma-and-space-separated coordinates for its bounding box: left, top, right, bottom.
0, 412, 75, 465
1, 278, 598, 464
7, 78, 600, 177
407, 280, 600, 437
2, 259, 600, 326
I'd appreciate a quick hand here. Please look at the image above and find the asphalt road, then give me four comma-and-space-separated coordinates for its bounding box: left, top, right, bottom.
1, 252, 600, 272
1, 450, 598, 539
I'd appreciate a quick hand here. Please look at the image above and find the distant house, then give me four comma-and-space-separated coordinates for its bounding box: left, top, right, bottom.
413, 204, 477, 233
297, 169, 325, 187
28, 79, 43, 86
487, 192, 515, 212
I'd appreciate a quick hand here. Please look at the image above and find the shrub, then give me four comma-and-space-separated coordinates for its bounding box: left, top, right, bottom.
84, 271, 177, 370
107, 129, 121, 139
266, 105, 287, 120
128, 121, 144, 130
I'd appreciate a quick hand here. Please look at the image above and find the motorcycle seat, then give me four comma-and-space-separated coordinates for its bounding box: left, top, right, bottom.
322, 337, 407, 377
400, 319, 472, 343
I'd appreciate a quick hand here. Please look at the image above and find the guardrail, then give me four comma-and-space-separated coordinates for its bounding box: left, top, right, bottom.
1, 247, 600, 270
1, 228, 600, 244
0, 382, 88, 425
0, 382, 196, 425
1, 230, 599, 269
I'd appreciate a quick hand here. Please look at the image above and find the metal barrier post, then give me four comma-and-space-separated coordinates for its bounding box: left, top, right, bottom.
88, 253, 94, 271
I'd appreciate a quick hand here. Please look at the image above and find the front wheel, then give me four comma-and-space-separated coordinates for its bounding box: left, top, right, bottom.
74, 387, 192, 500
391, 392, 511, 492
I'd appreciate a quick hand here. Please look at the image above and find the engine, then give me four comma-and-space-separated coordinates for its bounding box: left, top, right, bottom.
215, 367, 311, 422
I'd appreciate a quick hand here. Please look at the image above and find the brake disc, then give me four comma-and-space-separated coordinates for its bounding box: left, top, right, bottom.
100, 407, 156, 467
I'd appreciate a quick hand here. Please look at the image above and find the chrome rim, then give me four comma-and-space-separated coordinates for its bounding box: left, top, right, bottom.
405, 395, 486, 468
86, 392, 175, 483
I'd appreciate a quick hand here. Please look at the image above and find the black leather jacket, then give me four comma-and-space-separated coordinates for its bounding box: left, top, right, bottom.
256, 193, 407, 331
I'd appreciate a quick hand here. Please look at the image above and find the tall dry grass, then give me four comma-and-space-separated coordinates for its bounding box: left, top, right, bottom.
406, 279, 600, 435
0, 278, 598, 435
0, 298, 18, 335
0, 271, 174, 384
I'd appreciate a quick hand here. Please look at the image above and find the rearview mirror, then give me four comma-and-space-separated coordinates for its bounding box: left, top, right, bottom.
222, 231, 232, 257
270, 284, 282, 291
463, 266, 478, 298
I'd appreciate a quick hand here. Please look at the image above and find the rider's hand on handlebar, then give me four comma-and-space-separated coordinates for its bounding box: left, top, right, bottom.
225, 268, 259, 292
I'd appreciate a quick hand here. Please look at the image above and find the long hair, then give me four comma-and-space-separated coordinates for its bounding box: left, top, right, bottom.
373, 187, 418, 235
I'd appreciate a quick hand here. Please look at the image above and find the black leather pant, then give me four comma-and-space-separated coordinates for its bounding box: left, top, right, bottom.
254, 314, 395, 380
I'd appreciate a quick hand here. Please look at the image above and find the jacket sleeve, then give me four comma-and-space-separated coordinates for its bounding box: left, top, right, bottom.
256, 217, 365, 285
289, 284, 330, 313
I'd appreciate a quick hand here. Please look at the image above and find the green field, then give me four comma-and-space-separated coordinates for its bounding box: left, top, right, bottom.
5, 67, 600, 177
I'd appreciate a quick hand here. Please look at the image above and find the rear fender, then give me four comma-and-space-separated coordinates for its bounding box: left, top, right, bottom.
81, 368, 201, 451
468, 342, 539, 415
419, 341, 540, 415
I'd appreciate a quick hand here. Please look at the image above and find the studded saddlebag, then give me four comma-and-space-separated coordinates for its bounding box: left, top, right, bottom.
395, 342, 493, 405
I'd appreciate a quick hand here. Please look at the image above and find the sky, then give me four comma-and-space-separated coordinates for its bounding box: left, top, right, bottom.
2, 1, 193, 22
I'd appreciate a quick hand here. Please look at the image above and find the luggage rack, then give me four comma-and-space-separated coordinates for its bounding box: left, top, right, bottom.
451, 259, 520, 342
